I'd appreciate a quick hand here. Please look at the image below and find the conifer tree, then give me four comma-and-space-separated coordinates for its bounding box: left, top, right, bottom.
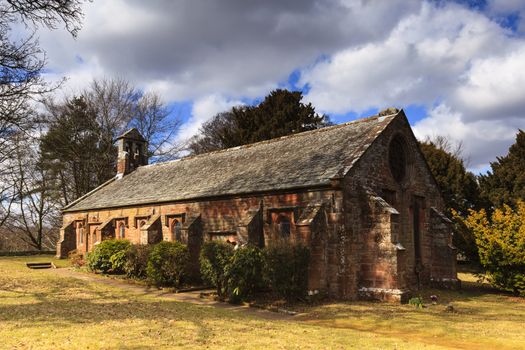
479, 130, 525, 209
188, 89, 331, 154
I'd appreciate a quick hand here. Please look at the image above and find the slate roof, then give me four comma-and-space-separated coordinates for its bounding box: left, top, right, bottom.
63, 109, 402, 212
117, 128, 146, 142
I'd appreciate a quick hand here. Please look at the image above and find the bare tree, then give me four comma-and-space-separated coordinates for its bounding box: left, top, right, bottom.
129, 91, 182, 161
0, 0, 85, 133
6, 133, 59, 250
39, 78, 183, 210
0, 0, 85, 228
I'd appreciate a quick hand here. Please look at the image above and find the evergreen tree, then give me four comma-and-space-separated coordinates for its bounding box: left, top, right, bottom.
40, 96, 108, 206
479, 130, 525, 209
419, 138, 480, 216
189, 89, 331, 154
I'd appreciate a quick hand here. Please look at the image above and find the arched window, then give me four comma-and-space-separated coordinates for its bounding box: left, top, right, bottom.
388, 135, 407, 183
78, 223, 84, 245
119, 223, 125, 239
171, 219, 183, 242
277, 215, 291, 238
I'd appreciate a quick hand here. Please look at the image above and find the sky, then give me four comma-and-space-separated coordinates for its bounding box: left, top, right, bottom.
29, 0, 525, 173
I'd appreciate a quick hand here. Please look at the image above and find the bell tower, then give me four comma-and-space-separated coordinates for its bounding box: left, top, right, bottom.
116, 128, 148, 177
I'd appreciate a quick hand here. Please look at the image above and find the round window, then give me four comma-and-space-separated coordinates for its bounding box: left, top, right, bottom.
388, 135, 407, 183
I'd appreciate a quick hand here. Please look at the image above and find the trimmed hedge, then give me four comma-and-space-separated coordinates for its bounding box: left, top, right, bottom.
199, 241, 234, 298
225, 246, 264, 303
146, 241, 189, 287
124, 244, 152, 279
263, 242, 310, 301
87, 239, 131, 273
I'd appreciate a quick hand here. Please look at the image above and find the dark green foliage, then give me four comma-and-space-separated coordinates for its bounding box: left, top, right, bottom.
146, 241, 189, 287
189, 89, 331, 154
419, 138, 481, 262
418, 138, 481, 216
87, 239, 131, 273
479, 130, 525, 209
224, 246, 265, 303
124, 244, 152, 279
199, 241, 234, 297
263, 242, 310, 301
40, 96, 115, 204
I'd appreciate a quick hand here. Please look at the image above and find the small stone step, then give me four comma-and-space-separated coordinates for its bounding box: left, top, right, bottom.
26, 262, 55, 269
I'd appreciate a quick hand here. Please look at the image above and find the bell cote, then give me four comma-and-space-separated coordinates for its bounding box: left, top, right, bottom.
116, 128, 148, 177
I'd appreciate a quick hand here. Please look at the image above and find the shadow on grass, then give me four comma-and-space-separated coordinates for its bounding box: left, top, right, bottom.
0, 273, 247, 347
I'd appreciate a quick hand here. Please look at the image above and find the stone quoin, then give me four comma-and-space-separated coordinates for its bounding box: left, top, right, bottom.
56, 108, 459, 302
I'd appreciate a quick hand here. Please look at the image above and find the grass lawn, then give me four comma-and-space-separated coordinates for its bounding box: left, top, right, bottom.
0, 256, 524, 349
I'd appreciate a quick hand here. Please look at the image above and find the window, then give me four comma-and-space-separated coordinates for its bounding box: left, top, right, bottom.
171, 219, 183, 242
78, 223, 84, 245
388, 135, 407, 183
119, 223, 125, 239
277, 215, 291, 238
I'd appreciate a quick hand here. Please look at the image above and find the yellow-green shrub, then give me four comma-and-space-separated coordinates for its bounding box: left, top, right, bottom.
464, 201, 525, 295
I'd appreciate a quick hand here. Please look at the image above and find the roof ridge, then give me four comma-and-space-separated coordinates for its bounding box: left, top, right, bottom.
145, 109, 400, 168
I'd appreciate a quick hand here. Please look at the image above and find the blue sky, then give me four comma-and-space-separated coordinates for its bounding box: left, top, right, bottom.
31, 0, 525, 173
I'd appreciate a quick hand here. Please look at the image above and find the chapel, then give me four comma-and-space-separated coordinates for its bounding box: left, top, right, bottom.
56, 108, 458, 301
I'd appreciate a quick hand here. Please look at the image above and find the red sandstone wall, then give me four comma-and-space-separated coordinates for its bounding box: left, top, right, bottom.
61, 188, 345, 295
341, 113, 456, 300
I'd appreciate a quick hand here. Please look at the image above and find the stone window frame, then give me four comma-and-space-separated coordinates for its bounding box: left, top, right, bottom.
388, 133, 414, 185
276, 214, 291, 238
77, 222, 84, 245
267, 207, 298, 240
134, 215, 150, 228
118, 222, 126, 239
170, 219, 184, 243
164, 213, 186, 227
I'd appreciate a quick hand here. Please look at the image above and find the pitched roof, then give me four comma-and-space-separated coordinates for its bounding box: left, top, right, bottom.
117, 128, 146, 142
63, 109, 402, 212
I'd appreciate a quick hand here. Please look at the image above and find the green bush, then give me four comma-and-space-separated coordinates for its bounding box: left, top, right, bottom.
263, 242, 310, 301
409, 296, 424, 308
146, 241, 189, 287
199, 240, 234, 298
464, 202, 525, 296
124, 244, 152, 279
87, 239, 131, 273
225, 246, 265, 303
109, 250, 128, 274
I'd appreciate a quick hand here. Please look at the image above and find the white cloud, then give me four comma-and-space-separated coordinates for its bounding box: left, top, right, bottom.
17, 0, 525, 171
178, 94, 244, 141
300, 1, 513, 114
37, 0, 421, 101
452, 46, 525, 121
299, 1, 525, 170
413, 104, 525, 172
